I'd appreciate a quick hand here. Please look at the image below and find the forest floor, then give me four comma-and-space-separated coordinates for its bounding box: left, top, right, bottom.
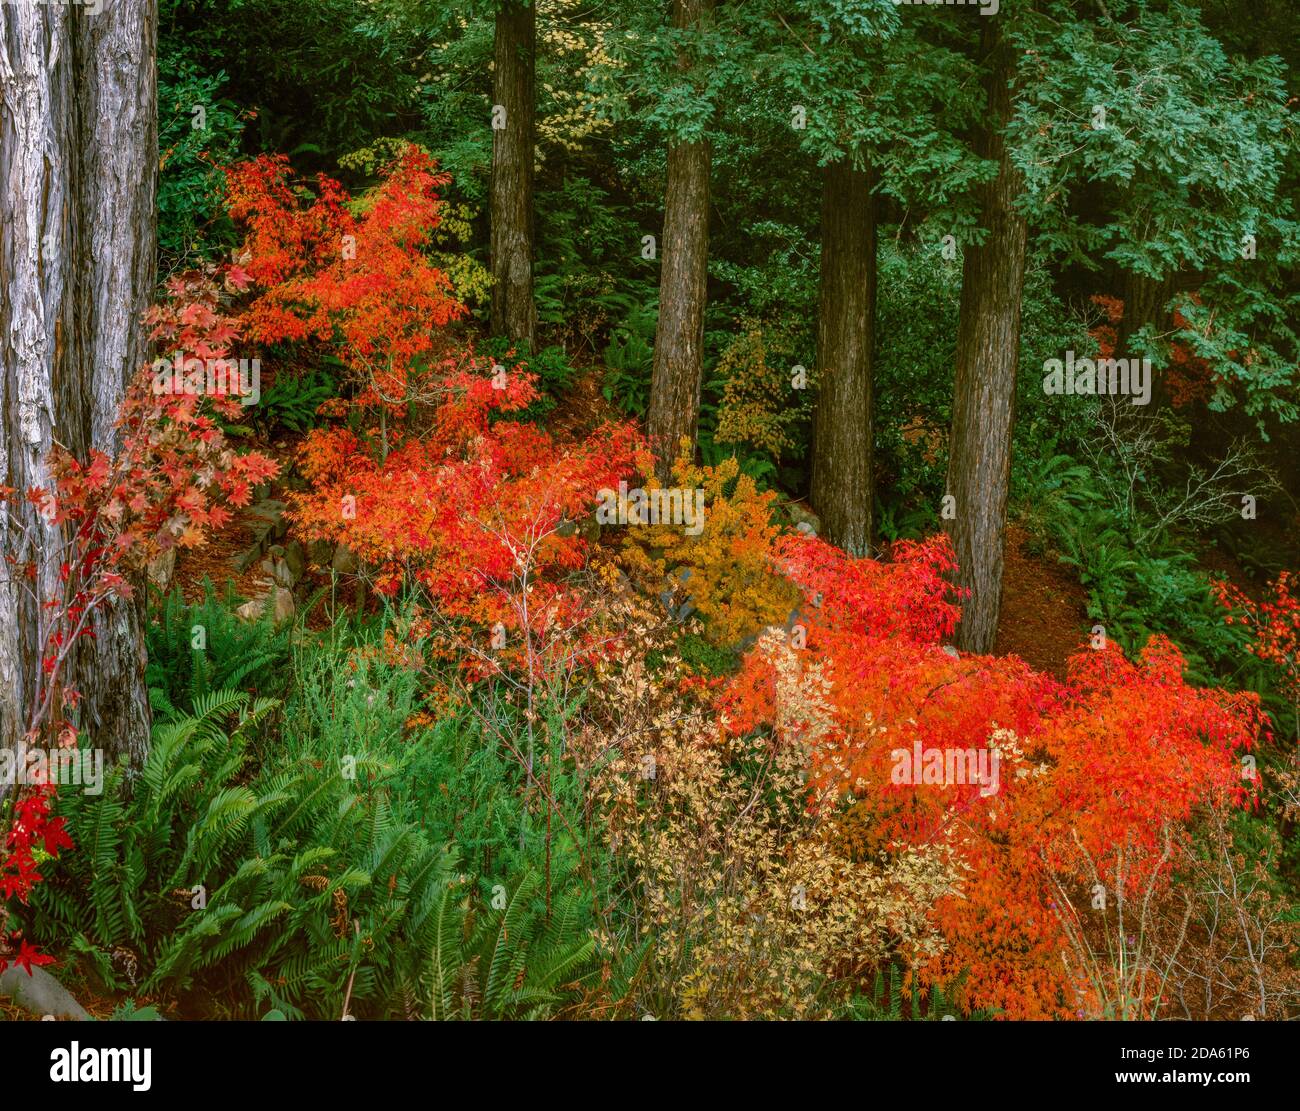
994, 522, 1090, 678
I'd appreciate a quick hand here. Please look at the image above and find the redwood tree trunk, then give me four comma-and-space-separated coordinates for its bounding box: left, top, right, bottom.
944, 21, 1027, 653
647, 0, 712, 480
810, 160, 876, 556
0, 0, 156, 770
490, 0, 537, 353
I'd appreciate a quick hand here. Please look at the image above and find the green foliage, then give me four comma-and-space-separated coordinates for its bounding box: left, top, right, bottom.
482, 340, 578, 424
146, 580, 295, 719
30, 612, 615, 1019
675, 632, 739, 678
424, 868, 598, 1020
160, 0, 425, 169
601, 297, 659, 418
31, 691, 477, 1019
847, 964, 997, 1021
534, 179, 654, 346
248, 367, 338, 437
1027, 457, 1263, 689
157, 57, 244, 265
1009, 0, 1300, 425
110, 1000, 164, 1022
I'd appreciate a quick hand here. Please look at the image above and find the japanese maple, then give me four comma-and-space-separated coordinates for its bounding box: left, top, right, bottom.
225, 147, 465, 418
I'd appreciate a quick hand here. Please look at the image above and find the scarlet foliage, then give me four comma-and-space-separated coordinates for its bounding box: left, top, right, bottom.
225, 148, 464, 409
1216, 571, 1300, 710
291, 357, 643, 673
1, 781, 73, 977
226, 151, 647, 676
722, 533, 1267, 1018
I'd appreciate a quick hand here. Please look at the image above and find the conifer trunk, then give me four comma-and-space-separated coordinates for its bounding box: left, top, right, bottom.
0, 0, 157, 770
490, 0, 537, 352
944, 20, 1027, 653
810, 159, 876, 556
647, 0, 712, 480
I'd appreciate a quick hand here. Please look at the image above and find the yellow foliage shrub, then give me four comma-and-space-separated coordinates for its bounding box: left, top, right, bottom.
618, 456, 800, 648
714, 320, 814, 461
575, 630, 960, 1019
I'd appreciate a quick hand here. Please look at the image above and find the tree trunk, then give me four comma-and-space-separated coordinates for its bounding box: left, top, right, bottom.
810, 160, 876, 556
647, 0, 712, 481
1115, 269, 1172, 365
0, 0, 156, 771
944, 20, 1027, 653
490, 0, 536, 353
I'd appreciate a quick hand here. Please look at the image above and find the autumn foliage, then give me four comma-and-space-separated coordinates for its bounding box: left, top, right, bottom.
719, 529, 1266, 1018
224, 151, 645, 676
225, 147, 464, 410
7, 148, 1282, 1014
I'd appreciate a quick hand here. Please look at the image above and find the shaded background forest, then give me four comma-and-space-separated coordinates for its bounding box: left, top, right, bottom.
158, 0, 1300, 685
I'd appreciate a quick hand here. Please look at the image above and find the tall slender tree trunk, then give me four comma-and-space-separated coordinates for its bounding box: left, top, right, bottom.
0, 0, 156, 771
647, 0, 712, 480
810, 160, 876, 556
944, 20, 1027, 653
490, 0, 536, 353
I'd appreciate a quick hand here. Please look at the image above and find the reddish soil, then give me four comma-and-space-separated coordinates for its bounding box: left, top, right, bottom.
172, 510, 265, 604
993, 522, 1091, 678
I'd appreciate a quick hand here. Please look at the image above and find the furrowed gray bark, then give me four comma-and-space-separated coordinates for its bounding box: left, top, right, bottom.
944, 19, 1027, 653
0, 0, 156, 773
490, 0, 537, 353
647, 0, 713, 480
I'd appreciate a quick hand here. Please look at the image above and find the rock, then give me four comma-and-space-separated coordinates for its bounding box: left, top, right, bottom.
260, 555, 295, 590
331, 544, 359, 575
0, 965, 92, 1020
787, 501, 820, 537
147, 547, 176, 591
270, 585, 295, 624
236, 586, 295, 625
558, 513, 601, 543
942, 644, 960, 658
307, 540, 333, 569
577, 513, 602, 544
283, 540, 307, 584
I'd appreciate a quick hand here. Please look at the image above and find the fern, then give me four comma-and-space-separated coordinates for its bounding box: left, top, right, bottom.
146, 580, 293, 717
29, 691, 459, 1018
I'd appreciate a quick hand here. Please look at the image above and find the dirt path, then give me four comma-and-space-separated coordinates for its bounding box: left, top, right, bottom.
993, 522, 1091, 678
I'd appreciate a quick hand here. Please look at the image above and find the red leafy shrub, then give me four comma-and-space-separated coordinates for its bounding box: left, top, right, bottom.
722, 533, 1267, 1018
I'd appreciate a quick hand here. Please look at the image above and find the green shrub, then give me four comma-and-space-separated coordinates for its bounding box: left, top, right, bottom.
31, 689, 601, 1019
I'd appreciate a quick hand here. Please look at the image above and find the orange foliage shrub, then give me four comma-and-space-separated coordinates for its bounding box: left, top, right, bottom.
721, 533, 1267, 1018
618, 457, 801, 648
